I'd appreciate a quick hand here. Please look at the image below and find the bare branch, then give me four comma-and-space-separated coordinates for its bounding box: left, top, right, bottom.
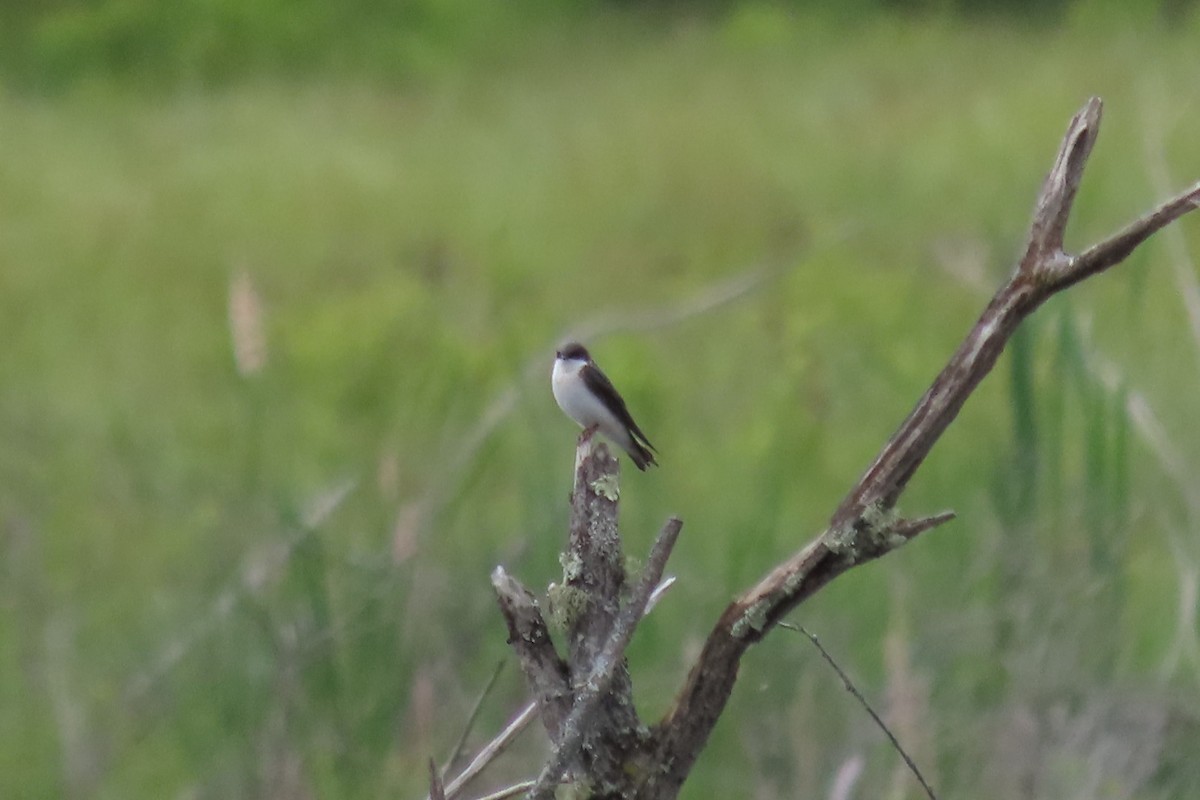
639, 97, 1200, 796
566, 436, 627, 671
529, 517, 683, 798
490, 568, 571, 742
1021, 96, 1102, 272
429, 759, 447, 800
827, 110, 1197, 529
891, 511, 957, 542
434, 702, 537, 800
645, 575, 677, 615
483, 429, 684, 798
1048, 178, 1200, 293
779, 623, 938, 800
468, 780, 537, 800
464, 578, 679, 800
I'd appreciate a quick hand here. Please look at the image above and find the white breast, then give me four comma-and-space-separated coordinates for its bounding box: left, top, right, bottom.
552, 358, 616, 431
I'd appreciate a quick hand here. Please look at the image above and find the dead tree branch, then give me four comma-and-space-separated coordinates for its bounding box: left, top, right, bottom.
492, 436, 683, 795
470, 780, 538, 800
529, 517, 682, 799
429, 760, 447, 800
491, 569, 572, 742
639, 97, 1200, 796
436, 702, 538, 800
779, 623, 937, 800
558, 437, 646, 788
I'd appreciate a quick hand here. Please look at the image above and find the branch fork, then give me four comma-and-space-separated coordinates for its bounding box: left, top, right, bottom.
492, 437, 682, 797
640, 97, 1200, 796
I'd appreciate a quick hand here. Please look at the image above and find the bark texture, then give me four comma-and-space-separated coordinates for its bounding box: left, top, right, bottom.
493, 436, 681, 797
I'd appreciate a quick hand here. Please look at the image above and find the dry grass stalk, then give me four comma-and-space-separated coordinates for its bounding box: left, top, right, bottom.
228, 267, 268, 377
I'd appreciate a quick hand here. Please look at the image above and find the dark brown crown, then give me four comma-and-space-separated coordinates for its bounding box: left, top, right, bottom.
557, 342, 591, 361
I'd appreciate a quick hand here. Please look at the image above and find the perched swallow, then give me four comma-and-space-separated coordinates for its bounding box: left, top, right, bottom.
552, 342, 658, 470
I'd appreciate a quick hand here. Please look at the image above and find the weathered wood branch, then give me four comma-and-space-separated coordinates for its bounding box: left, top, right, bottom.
560, 437, 646, 789
529, 516, 682, 799
490, 568, 571, 742
434, 702, 538, 800
638, 97, 1200, 796
428, 760, 446, 800
493, 437, 682, 796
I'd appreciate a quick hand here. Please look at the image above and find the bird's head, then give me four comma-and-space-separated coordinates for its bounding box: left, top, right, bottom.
556, 342, 591, 364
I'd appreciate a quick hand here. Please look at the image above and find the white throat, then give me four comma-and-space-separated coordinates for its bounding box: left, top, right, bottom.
552, 357, 609, 431
553, 356, 586, 381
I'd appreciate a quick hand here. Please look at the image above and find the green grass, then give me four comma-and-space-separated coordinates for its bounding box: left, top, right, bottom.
3, 9, 1200, 799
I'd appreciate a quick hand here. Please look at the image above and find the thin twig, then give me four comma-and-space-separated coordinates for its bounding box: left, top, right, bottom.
892, 511, 957, 542
429, 759, 447, 800
442, 660, 507, 776
528, 517, 683, 799
779, 623, 938, 800
645, 575, 677, 615
468, 780, 538, 800
429, 702, 538, 800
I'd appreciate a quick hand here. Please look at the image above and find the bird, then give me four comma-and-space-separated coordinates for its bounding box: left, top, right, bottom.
551, 342, 658, 470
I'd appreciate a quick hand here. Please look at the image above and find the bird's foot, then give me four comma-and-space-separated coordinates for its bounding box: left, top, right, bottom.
579, 424, 599, 445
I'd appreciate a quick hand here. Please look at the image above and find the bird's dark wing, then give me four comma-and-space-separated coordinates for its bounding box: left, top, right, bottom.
581, 363, 657, 452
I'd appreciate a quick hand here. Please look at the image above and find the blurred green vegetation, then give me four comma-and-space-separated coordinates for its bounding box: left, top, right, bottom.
0, 0, 521, 88
2, 3, 1200, 799
1, 0, 1196, 89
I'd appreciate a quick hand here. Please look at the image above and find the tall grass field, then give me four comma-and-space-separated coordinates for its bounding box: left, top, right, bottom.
3, 7, 1200, 798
